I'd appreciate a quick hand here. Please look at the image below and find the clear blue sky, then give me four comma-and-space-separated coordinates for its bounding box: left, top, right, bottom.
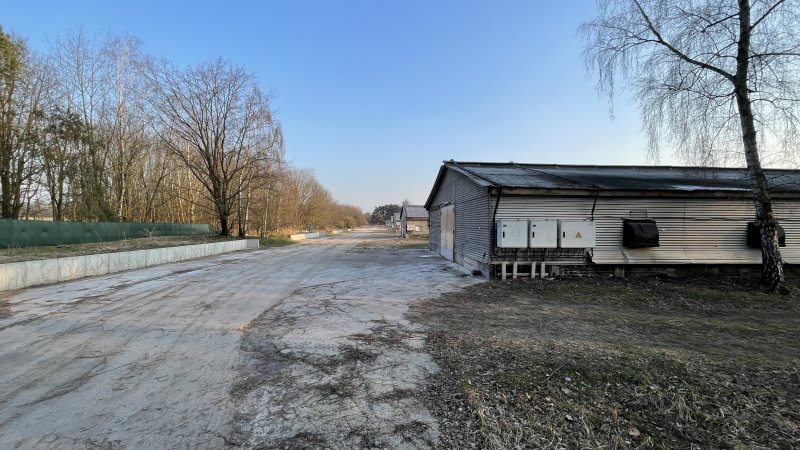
5, 0, 664, 212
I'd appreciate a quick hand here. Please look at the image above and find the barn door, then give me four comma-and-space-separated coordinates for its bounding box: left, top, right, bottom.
440, 205, 454, 261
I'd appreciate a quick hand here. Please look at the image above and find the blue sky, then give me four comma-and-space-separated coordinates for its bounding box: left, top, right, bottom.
5, 0, 663, 211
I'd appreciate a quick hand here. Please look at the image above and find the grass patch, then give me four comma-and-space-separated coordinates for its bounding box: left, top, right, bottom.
258, 236, 294, 247
411, 276, 800, 449
403, 241, 430, 249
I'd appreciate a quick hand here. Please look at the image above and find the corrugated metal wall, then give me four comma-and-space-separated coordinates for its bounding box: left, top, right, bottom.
427, 170, 491, 270
495, 195, 800, 264
429, 209, 441, 253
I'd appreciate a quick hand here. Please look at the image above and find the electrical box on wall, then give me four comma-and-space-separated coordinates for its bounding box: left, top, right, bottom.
529, 220, 558, 248
496, 220, 528, 248
558, 221, 596, 248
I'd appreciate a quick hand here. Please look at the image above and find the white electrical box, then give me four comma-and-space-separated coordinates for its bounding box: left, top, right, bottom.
496, 220, 528, 248
558, 221, 596, 248
529, 220, 558, 248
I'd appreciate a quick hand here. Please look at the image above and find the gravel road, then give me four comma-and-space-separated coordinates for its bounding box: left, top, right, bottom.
0, 228, 479, 449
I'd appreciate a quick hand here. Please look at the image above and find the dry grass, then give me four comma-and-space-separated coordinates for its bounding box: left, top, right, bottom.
350, 238, 428, 252
258, 235, 295, 247
411, 275, 800, 449
0, 235, 234, 264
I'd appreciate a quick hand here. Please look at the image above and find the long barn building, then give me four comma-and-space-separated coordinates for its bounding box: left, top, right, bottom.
425, 161, 800, 277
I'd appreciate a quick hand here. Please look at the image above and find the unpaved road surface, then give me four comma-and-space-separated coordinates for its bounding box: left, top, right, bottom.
0, 228, 480, 449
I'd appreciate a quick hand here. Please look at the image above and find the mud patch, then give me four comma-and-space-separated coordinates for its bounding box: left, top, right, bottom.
0, 294, 11, 319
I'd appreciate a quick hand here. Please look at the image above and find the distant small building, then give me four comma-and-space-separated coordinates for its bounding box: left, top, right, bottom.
392, 212, 401, 232
400, 205, 430, 238
425, 160, 800, 278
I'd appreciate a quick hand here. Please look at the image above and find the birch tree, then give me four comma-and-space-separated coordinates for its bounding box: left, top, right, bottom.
103, 34, 151, 220
581, 0, 800, 293
49, 30, 115, 220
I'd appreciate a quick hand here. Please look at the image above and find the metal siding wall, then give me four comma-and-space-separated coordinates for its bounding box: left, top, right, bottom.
495, 195, 800, 264
427, 169, 491, 268
774, 202, 800, 262
429, 209, 441, 252
427, 171, 457, 253
454, 181, 491, 268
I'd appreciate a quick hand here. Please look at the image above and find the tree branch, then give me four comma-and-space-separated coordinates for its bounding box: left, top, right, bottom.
751, 0, 787, 30
632, 0, 736, 82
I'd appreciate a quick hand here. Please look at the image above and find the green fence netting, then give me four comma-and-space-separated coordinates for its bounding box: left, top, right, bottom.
0, 219, 213, 248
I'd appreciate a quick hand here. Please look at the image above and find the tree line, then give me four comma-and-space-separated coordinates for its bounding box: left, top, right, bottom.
0, 27, 366, 236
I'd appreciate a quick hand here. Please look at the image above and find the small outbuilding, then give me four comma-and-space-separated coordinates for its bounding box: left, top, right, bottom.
392, 212, 401, 232
400, 205, 430, 238
425, 161, 800, 277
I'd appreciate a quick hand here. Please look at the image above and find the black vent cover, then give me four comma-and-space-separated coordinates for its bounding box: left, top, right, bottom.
623, 219, 660, 248
747, 222, 786, 248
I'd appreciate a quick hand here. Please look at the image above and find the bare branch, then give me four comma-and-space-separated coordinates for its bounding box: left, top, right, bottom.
751, 0, 788, 30
632, 0, 735, 81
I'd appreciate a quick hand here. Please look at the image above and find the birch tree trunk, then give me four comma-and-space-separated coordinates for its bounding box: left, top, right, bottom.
734, 0, 786, 293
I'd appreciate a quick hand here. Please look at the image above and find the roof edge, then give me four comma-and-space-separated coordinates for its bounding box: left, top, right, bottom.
446, 160, 798, 172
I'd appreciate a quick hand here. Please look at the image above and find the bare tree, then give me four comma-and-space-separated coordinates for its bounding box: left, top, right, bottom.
103, 34, 151, 221
234, 125, 284, 237
135, 137, 173, 222
0, 28, 48, 218
41, 109, 85, 220
581, 0, 800, 293
295, 168, 333, 231
149, 59, 280, 236
49, 29, 115, 220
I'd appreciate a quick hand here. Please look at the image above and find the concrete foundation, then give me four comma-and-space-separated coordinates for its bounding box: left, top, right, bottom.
0, 239, 259, 292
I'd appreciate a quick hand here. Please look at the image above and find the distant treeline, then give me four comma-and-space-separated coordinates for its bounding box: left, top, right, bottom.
0, 27, 366, 236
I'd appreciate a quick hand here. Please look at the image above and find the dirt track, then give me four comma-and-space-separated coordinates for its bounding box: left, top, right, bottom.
0, 228, 478, 449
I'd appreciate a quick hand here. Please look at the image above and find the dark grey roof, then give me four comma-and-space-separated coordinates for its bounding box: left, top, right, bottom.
426, 160, 800, 208
448, 161, 800, 191
402, 205, 429, 219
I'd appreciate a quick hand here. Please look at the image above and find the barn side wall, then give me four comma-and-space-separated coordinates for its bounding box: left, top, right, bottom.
494, 195, 800, 264
429, 209, 441, 252
405, 219, 429, 236
427, 170, 492, 273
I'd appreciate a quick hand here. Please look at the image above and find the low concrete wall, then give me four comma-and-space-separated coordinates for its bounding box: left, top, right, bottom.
0, 239, 259, 292
289, 232, 328, 241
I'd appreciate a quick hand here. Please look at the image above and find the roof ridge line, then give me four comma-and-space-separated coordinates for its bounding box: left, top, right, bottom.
448, 160, 498, 187
510, 163, 600, 190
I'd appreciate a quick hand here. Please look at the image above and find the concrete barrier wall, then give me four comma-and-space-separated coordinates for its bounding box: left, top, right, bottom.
289, 232, 328, 241
0, 239, 259, 292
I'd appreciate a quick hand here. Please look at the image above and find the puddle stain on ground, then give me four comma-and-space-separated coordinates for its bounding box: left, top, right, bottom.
0, 293, 13, 318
